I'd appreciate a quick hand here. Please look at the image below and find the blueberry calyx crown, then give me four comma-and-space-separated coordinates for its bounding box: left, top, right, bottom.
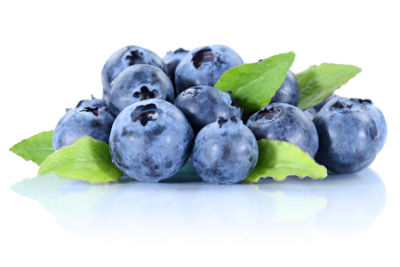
125, 49, 143, 65
255, 107, 280, 121
217, 116, 239, 128
173, 48, 187, 54
192, 48, 214, 69
331, 100, 352, 110
75, 100, 85, 108
330, 98, 374, 112
130, 103, 162, 126
350, 98, 372, 104
133, 86, 158, 100
81, 107, 100, 117
217, 117, 228, 128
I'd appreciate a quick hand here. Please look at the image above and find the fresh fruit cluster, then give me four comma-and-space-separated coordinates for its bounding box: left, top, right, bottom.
10, 45, 387, 184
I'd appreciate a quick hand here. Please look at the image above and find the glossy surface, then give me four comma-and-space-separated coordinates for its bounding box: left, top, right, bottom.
2, 1, 399, 266
11, 169, 386, 239
2, 167, 394, 266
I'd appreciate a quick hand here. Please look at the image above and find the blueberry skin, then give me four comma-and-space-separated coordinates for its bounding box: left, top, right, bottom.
75, 96, 108, 109
53, 98, 115, 151
109, 99, 194, 182
101, 46, 167, 103
313, 94, 338, 112
305, 94, 338, 119
270, 70, 300, 106
163, 48, 189, 80
246, 103, 319, 157
107, 64, 174, 117
174, 45, 244, 93
192, 117, 258, 184
174, 85, 241, 132
350, 98, 387, 152
314, 97, 380, 174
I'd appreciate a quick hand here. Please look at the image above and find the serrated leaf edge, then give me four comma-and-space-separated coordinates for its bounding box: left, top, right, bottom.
243, 140, 328, 183
226, 52, 295, 94
38, 136, 122, 184
296, 63, 362, 110
9, 130, 54, 165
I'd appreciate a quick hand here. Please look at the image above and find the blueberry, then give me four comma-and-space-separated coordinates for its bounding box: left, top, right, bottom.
109, 99, 194, 182
75, 95, 108, 109
349, 98, 387, 151
313, 94, 338, 112
192, 116, 258, 184
270, 70, 300, 106
305, 94, 338, 119
314, 97, 381, 173
163, 48, 189, 82
53, 98, 115, 151
174, 45, 243, 93
106, 64, 174, 117
101, 46, 167, 103
174, 85, 241, 132
246, 103, 319, 157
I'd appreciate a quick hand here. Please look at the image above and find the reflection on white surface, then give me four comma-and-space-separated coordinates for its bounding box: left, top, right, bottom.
12, 168, 386, 241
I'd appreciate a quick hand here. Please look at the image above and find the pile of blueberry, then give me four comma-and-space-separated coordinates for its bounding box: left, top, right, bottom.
53, 45, 387, 184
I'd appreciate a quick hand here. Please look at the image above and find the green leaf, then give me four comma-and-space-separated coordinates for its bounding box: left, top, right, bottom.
215, 52, 295, 114
296, 63, 362, 110
10, 131, 54, 165
244, 139, 327, 183
38, 136, 122, 184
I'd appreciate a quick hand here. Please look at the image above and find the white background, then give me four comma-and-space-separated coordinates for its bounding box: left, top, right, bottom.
0, 0, 399, 266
